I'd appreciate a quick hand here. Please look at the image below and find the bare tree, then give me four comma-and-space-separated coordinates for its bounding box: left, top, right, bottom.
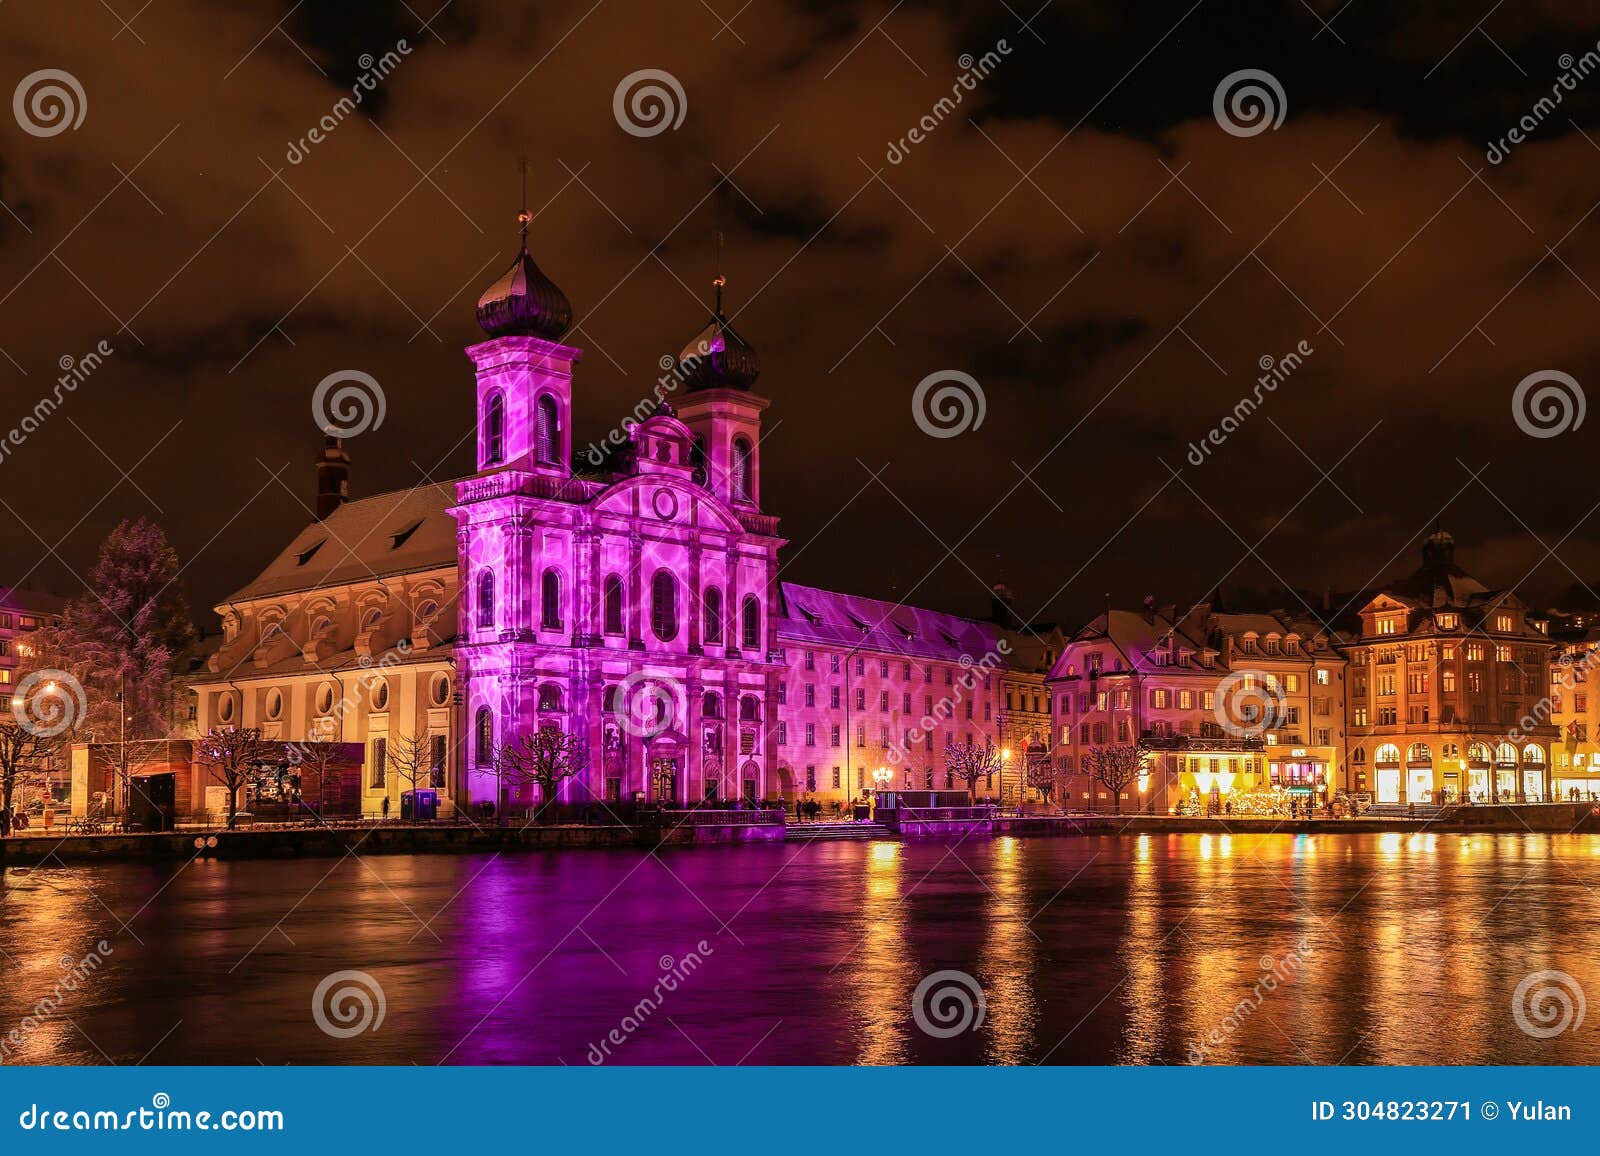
386, 729, 433, 798
1082, 743, 1145, 814
0, 719, 56, 837
943, 737, 1003, 801
194, 726, 274, 829
288, 732, 343, 823
1025, 746, 1057, 806
496, 727, 590, 823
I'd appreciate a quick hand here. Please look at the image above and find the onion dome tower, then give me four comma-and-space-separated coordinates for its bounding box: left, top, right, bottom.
464, 162, 581, 477
675, 238, 771, 510
675, 253, 760, 390
475, 219, 574, 340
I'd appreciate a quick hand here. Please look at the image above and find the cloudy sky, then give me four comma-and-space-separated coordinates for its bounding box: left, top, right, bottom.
3, 0, 1600, 630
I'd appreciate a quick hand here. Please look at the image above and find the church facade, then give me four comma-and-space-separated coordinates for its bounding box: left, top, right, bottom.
188, 229, 1036, 816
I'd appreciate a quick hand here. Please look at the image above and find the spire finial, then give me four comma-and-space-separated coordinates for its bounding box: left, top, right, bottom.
516, 156, 532, 247
713, 228, 727, 315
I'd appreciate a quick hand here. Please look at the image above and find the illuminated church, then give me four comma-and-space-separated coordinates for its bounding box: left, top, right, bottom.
188, 222, 1043, 816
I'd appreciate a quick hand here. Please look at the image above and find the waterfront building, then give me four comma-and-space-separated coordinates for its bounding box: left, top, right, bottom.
1337, 531, 1558, 803
0, 584, 67, 693
1046, 603, 1340, 812
1534, 626, 1600, 800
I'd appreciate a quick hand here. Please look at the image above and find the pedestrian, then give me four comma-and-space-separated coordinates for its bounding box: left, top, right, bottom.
382, 794, 391, 822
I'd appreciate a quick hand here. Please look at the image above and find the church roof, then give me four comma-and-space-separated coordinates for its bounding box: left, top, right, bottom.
222, 482, 458, 605
775, 582, 1003, 664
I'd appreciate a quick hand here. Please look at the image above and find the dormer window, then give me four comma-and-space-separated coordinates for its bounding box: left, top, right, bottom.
296, 540, 326, 566
390, 520, 423, 550
1436, 613, 1458, 630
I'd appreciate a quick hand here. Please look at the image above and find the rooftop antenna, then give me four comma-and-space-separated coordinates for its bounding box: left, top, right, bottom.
516, 155, 532, 247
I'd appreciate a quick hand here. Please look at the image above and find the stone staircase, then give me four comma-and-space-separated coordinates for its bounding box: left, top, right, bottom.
786, 821, 890, 842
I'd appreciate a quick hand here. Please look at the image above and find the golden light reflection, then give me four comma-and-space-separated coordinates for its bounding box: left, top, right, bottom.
981, 837, 1038, 1064
850, 840, 911, 1065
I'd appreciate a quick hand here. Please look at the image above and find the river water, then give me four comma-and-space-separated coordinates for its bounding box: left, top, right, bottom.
2, 832, 1597, 1065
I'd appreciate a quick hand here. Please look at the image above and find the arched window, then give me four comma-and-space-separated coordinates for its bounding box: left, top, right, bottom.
1522, 744, 1546, 765
1375, 743, 1400, 766
1468, 742, 1490, 764
703, 691, 721, 719
485, 392, 506, 464
1407, 742, 1431, 764
535, 395, 559, 465
1351, 746, 1366, 765
740, 694, 760, 722
475, 708, 494, 765
703, 587, 723, 647
731, 436, 753, 501
741, 595, 760, 650
541, 569, 562, 630
1496, 742, 1518, 764
603, 575, 624, 635
477, 571, 495, 629
651, 570, 679, 641
538, 684, 562, 712
602, 685, 620, 712
360, 607, 382, 634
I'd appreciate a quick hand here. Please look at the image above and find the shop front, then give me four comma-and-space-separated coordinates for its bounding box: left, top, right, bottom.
1269, 749, 1329, 808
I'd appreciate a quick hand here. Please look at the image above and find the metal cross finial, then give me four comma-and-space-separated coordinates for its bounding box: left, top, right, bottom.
713, 228, 727, 314
516, 156, 532, 245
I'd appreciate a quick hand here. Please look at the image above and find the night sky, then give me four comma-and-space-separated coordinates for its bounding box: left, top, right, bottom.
4, 0, 1600, 632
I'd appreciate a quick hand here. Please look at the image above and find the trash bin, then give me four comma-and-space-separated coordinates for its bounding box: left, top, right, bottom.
401, 789, 439, 822
853, 803, 870, 821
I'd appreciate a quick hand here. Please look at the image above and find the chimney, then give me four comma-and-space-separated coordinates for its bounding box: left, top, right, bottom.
991, 583, 1019, 628
1142, 594, 1156, 623
316, 433, 350, 520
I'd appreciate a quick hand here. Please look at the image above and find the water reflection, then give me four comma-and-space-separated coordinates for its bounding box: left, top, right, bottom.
3, 833, 1599, 1065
